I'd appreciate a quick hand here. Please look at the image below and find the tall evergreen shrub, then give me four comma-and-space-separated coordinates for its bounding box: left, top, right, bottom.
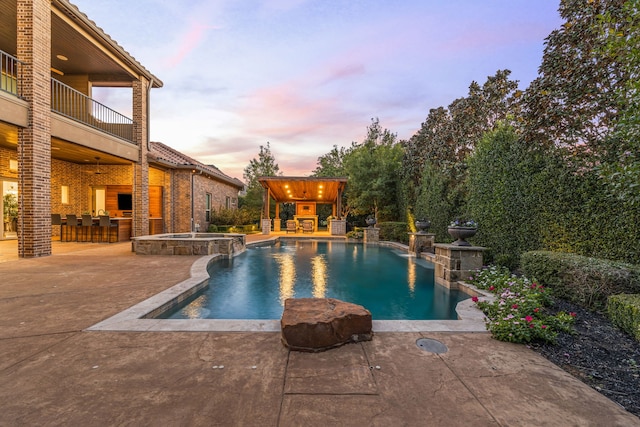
414, 161, 460, 242
465, 126, 557, 268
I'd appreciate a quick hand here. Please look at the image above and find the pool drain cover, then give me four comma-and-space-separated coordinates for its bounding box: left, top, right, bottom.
416, 338, 448, 354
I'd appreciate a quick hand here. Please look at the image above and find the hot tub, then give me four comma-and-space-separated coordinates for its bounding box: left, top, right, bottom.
131, 232, 246, 256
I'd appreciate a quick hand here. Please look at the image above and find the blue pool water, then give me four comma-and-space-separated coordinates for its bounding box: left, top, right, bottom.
160, 240, 468, 320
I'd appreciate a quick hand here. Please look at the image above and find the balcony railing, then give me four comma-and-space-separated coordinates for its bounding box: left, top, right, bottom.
0, 49, 23, 97
51, 79, 135, 144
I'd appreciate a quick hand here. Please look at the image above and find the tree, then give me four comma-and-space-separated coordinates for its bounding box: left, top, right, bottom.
312, 145, 349, 177
520, 0, 631, 159
403, 70, 521, 218
240, 142, 281, 218
343, 118, 403, 221
597, 0, 640, 206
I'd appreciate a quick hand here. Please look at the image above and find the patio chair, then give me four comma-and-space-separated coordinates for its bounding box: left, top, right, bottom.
77, 214, 93, 242
302, 221, 313, 233
51, 214, 63, 240
93, 215, 118, 243
286, 220, 297, 233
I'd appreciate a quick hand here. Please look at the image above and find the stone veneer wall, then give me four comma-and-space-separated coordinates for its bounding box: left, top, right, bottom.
132, 233, 246, 256
434, 244, 485, 289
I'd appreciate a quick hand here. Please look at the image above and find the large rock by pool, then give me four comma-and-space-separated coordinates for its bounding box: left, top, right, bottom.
281, 298, 373, 352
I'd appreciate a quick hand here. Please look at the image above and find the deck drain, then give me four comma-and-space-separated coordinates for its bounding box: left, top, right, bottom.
416, 338, 448, 354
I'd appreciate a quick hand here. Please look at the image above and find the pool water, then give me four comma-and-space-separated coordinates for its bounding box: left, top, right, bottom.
160, 240, 469, 320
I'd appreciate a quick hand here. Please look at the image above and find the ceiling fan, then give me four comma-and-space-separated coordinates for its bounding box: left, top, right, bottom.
289, 190, 310, 201
86, 156, 107, 175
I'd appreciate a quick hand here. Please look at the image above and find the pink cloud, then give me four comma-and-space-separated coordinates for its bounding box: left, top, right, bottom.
166, 23, 220, 68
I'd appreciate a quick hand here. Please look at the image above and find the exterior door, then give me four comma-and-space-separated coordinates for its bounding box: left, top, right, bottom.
2, 180, 18, 240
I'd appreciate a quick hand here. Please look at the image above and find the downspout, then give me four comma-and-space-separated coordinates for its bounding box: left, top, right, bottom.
191, 170, 195, 232
146, 77, 154, 151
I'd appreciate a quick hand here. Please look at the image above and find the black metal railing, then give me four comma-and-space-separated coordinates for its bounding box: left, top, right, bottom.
51, 79, 135, 144
0, 49, 23, 97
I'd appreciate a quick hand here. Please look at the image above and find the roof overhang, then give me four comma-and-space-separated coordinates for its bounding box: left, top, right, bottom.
258, 176, 347, 204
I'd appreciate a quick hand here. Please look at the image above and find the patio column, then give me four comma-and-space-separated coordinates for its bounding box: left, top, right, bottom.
261, 187, 271, 234
274, 202, 281, 231
17, 0, 52, 257
132, 77, 150, 237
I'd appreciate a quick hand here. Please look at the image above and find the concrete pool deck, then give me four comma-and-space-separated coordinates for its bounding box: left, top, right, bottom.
0, 238, 638, 425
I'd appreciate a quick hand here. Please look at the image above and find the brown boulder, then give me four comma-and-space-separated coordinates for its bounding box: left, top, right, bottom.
281, 298, 373, 352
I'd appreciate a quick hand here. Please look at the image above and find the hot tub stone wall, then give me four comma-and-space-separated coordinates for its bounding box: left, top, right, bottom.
132, 233, 246, 256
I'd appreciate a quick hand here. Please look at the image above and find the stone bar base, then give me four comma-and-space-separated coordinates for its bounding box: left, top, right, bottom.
261, 218, 272, 235
408, 233, 435, 255
364, 227, 379, 243
329, 219, 346, 235
434, 243, 485, 289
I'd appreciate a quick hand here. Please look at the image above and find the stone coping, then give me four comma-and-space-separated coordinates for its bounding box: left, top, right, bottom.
87, 238, 490, 333
433, 243, 487, 251
131, 232, 245, 241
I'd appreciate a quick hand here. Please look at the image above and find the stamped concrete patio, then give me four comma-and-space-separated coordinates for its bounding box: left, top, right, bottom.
0, 238, 638, 426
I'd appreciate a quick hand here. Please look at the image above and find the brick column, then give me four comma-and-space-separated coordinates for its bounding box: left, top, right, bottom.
17, 0, 52, 257
132, 78, 149, 236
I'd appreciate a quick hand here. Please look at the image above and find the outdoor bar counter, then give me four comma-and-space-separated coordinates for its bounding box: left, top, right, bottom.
111, 218, 132, 242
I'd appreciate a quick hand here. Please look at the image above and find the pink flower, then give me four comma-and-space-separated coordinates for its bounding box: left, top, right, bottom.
541, 325, 547, 329
525, 315, 533, 322
471, 296, 479, 303
488, 286, 495, 291
511, 304, 519, 309
569, 312, 577, 317
533, 308, 540, 313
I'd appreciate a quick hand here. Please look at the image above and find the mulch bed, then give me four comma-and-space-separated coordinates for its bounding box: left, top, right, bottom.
529, 299, 640, 418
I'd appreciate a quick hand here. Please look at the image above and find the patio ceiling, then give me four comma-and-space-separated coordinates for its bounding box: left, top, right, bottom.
0, 0, 162, 86
258, 177, 347, 203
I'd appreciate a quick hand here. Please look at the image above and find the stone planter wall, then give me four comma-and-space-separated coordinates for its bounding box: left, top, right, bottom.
434, 243, 485, 289
363, 227, 379, 243
329, 219, 346, 235
408, 233, 435, 255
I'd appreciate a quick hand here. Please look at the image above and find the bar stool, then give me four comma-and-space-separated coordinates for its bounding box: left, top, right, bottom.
61, 214, 77, 242
93, 215, 118, 243
51, 214, 64, 240
78, 214, 93, 242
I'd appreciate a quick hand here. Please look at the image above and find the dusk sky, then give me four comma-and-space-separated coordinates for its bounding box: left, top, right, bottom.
72, 0, 563, 182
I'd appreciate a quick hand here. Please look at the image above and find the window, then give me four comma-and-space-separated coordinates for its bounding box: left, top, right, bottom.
9, 159, 18, 172
225, 196, 231, 209
61, 185, 69, 205
205, 193, 212, 222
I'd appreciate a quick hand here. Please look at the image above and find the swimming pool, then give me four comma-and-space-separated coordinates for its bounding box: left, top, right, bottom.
159, 240, 468, 321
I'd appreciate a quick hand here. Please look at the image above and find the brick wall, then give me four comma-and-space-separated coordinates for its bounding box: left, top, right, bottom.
132, 78, 149, 236
17, 0, 52, 257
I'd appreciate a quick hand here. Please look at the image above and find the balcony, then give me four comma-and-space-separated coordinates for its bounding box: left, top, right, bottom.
1, 49, 135, 144
51, 79, 135, 144
0, 49, 23, 98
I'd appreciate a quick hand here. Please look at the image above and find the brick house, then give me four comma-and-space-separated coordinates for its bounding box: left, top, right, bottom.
148, 142, 243, 234
0, 0, 241, 257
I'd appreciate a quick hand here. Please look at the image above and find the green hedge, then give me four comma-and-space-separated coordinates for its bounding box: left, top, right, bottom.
207, 224, 258, 233
521, 251, 640, 310
378, 221, 409, 244
607, 294, 640, 342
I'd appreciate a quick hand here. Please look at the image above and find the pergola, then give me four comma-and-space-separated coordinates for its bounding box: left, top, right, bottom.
258, 176, 347, 232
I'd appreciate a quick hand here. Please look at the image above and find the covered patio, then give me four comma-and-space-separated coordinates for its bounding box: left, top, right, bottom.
258, 176, 348, 235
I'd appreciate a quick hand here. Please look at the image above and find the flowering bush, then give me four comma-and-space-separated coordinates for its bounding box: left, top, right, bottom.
449, 218, 477, 228
469, 265, 575, 344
